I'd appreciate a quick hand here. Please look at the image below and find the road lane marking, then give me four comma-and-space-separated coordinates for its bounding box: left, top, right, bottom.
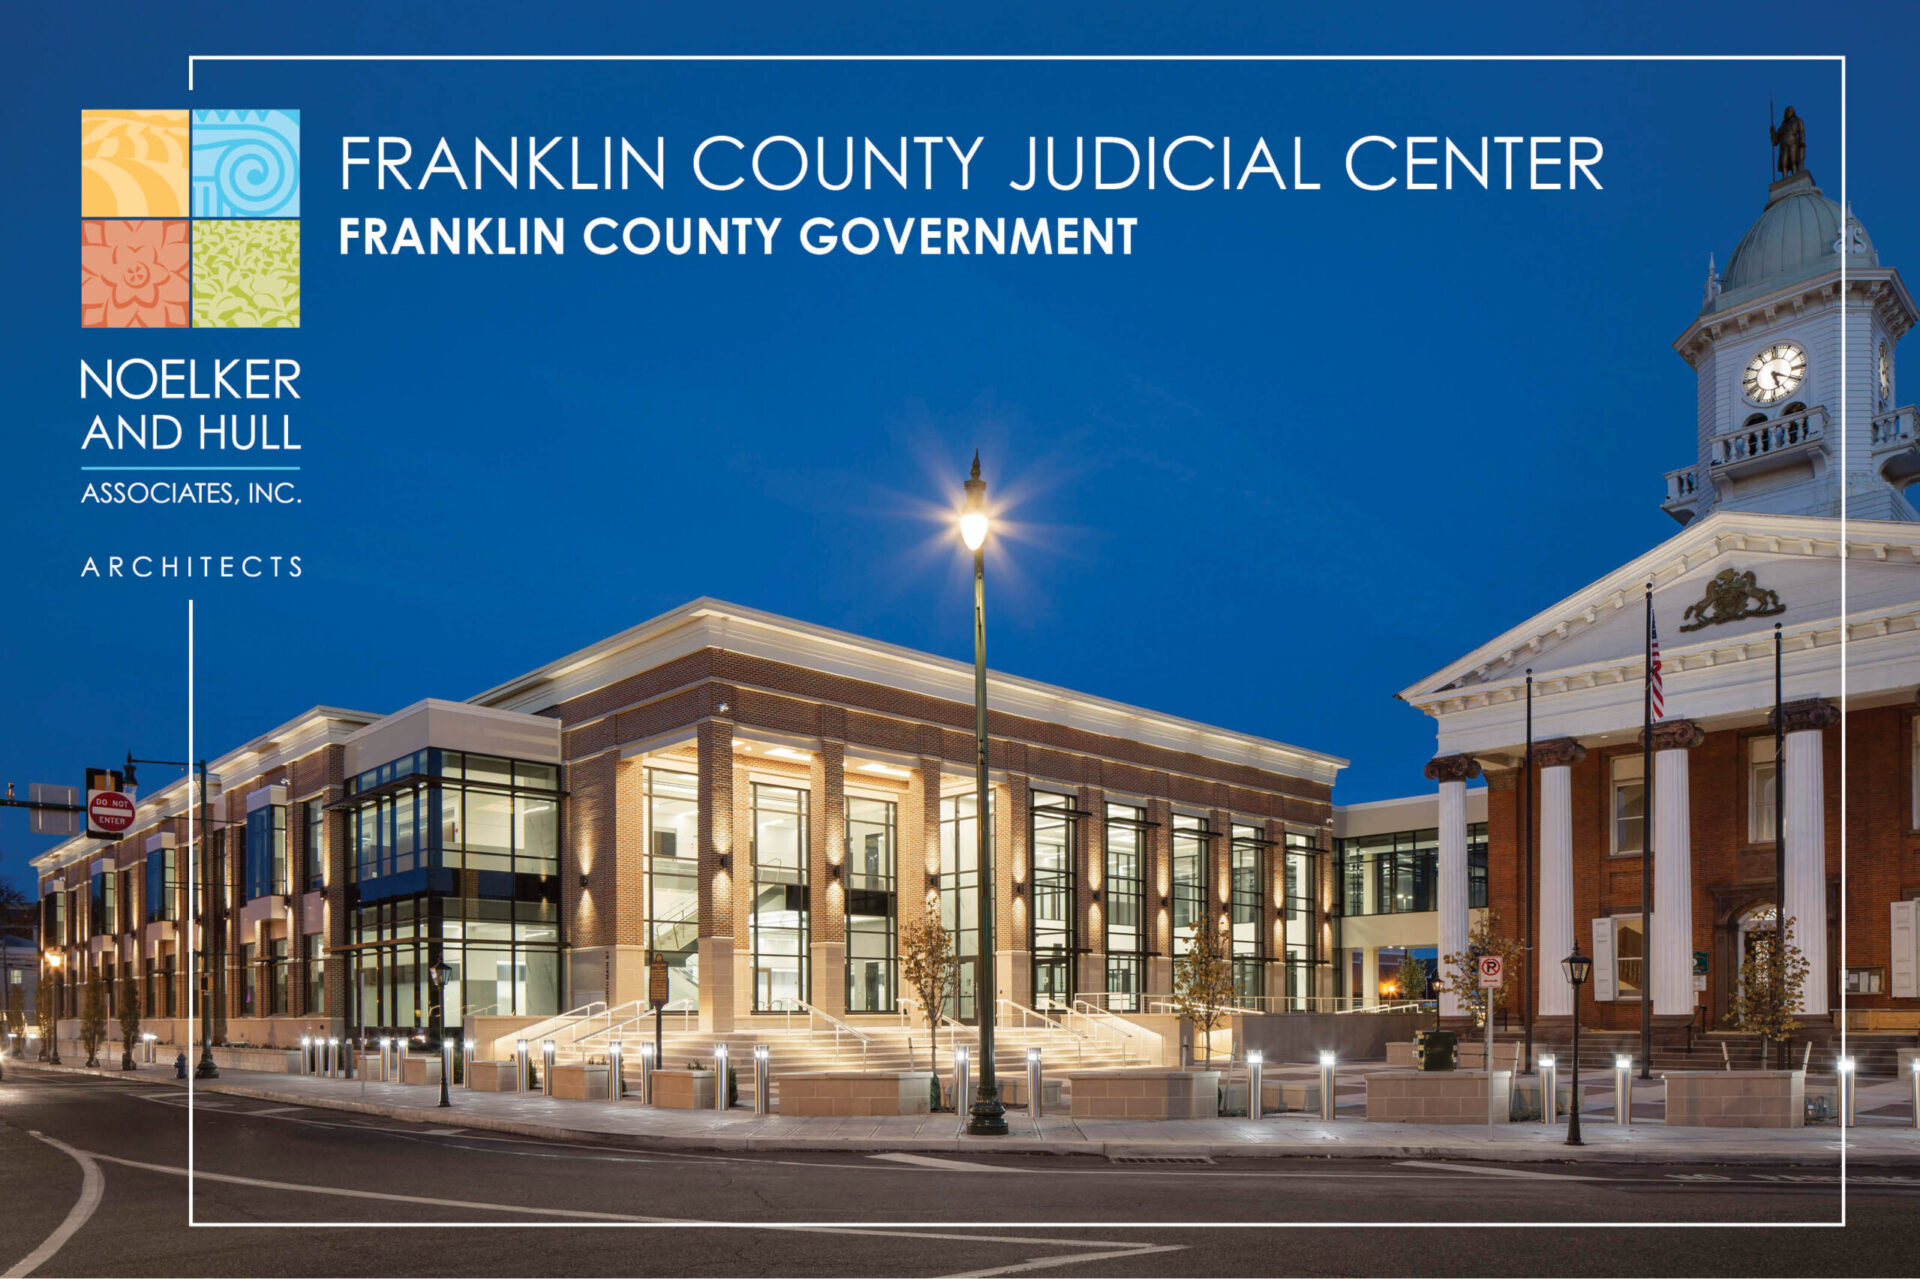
872, 1153, 1030, 1173
939, 1245, 1185, 1278
8, 1133, 105, 1279
1395, 1160, 1603, 1181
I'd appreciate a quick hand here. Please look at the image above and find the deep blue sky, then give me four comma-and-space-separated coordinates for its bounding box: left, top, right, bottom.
2, 2, 1908, 890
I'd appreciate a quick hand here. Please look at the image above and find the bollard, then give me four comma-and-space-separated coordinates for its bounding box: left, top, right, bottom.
516, 1039, 530, 1092
1838, 1057, 1857, 1128
714, 1044, 730, 1111
1539, 1054, 1558, 1124
639, 1041, 655, 1106
1318, 1051, 1337, 1121
1026, 1047, 1043, 1120
1614, 1055, 1633, 1126
953, 1045, 970, 1115
1247, 1050, 1264, 1120
299, 1036, 311, 1077
1911, 1058, 1919, 1131
464, 1039, 477, 1090
442, 1038, 455, 1092
753, 1045, 770, 1116
542, 1040, 557, 1096
376, 1037, 389, 1083
327, 1037, 341, 1079
609, 1042, 624, 1100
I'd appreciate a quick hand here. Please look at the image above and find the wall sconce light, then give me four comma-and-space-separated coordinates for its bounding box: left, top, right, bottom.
1088, 887, 1101, 904
717, 702, 731, 715
577, 872, 590, 890
1011, 880, 1025, 898
926, 872, 940, 890
716, 852, 732, 873
828, 861, 843, 883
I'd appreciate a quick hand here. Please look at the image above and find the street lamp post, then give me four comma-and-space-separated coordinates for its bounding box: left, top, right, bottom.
44, 951, 62, 1065
961, 453, 1007, 1137
1562, 944, 1592, 1147
429, 960, 453, 1108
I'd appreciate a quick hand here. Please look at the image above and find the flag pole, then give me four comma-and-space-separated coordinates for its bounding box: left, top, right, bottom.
1523, 668, 1535, 1076
1641, 582, 1654, 1080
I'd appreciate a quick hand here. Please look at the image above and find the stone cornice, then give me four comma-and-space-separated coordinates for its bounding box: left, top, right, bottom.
1423, 753, 1482, 784
1642, 719, 1709, 751
1769, 697, 1841, 734
1532, 737, 1588, 768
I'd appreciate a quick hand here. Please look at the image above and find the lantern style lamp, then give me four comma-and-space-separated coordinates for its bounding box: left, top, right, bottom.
1560, 944, 1592, 1147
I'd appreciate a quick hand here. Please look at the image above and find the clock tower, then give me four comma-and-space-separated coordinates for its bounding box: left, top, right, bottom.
1665, 111, 1920, 525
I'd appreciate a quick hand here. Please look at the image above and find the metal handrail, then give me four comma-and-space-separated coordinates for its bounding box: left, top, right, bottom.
997, 998, 1086, 1063
504, 999, 608, 1053
774, 997, 871, 1064
899, 994, 970, 1035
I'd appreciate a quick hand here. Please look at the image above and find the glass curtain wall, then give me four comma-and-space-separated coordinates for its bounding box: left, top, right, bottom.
1103, 802, 1147, 1012
646, 769, 700, 1006
1170, 815, 1209, 957
1229, 824, 1265, 1001
1029, 791, 1077, 1009
1335, 824, 1490, 916
750, 782, 809, 1012
938, 791, 985, 1021
1283, 831, 1324, 1010
244, 801, 288, 901
844, 795, 897, 1013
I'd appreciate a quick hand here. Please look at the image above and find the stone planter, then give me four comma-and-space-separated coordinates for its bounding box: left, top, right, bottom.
400, 1055, 442, 1086
1385, 1041, 1417, 1068
1068, 1069, 1219, 1120
652, 1068, 717, 1110
779, 1071, 936, 1117
467, 1059, 520, 1092
996, 1074, 1064, 1111
1508, 1076, 1586, 1121
1260, 1078, 1324, 1114
1365, 1069, 1511, 1124
1663, 1070, 1805, 1128
551, 1063, 611, 1101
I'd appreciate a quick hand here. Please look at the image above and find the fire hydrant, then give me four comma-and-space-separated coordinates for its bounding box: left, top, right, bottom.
174, 1052, 187, 1079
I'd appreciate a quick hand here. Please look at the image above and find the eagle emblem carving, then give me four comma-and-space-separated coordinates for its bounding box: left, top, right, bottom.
1678, 569, 1786, 632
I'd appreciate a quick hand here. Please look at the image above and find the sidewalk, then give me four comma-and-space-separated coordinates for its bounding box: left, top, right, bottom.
21, 1058, 1918, 1166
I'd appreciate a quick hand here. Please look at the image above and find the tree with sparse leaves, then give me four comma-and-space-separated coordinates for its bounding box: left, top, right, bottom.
899, 912, 956, 1098
1440, 908, 1526, 1028
80, 968, 108, 1068
1391, 954, 1429, 1005
118, 969, 142, 1069
34, 986, 54, 1060
5, 981, 23, 1056
1171, 918, 1235, 1066
1730, 916, 1810, 1069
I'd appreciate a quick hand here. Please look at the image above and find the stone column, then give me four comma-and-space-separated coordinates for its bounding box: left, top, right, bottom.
1773, 698, 1837, 1017
696, 718, 735, 1033
1361, 947, 1379, 1009
808, 742, 847, 1018
1533, 739, 1585, 1018
1645, 720, 1706, 1018
1423, 753, 1482, 1020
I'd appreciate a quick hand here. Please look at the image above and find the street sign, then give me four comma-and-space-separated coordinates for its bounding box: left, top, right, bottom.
1478, 955, 1504, 989
86, 787, 135, 837
649, 955, 670, 1008
28, 784, 80, 836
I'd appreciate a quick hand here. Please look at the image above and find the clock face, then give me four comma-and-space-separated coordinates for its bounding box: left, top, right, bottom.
1743, 342, 1806, 405
1880, 343, 1892, 400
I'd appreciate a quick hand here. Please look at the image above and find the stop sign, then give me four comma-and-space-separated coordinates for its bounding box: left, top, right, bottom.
87, 789, 135, 835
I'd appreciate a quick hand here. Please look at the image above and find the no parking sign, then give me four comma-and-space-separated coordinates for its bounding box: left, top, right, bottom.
1478, 955, 1504, 989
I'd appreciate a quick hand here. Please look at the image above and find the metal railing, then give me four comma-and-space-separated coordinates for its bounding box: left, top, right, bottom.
500, 1000, 607, 1055
1039, 998, 1164, 1065
570, 998, 697, 1054
996, 998, 1087, 1062
773, 997, 871, 1065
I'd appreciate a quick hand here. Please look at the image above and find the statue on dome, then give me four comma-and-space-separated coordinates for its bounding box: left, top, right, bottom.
1771, 106, 1805, 179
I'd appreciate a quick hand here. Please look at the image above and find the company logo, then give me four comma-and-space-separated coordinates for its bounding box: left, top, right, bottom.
81, 108, 300, 328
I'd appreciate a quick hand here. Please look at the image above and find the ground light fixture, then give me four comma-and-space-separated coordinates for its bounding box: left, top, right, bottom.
958, 452, 1006, 1137
1910, 1057, 1919, 1130
464, 1038, 478, 1090
1838, 1057, 1857, 1128
1247, 1050, 1264, 1121
1614, 1055, 1633, 1126
1318, 1051, 1337, 1121
1561, 944, 1592, 1147
1539, 1054, 1558, 1126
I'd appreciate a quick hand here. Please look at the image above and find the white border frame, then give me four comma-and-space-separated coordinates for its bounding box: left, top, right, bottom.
175, 49, 1854, 1234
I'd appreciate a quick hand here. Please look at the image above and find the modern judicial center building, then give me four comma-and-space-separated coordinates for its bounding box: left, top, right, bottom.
31, 599, 1347, 1053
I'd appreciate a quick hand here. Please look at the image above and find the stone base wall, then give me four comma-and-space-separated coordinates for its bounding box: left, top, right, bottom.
467, 1060, 520, 1092
779, 1071, 936, 1117
653, 1069, 716, 1110
1068, 1069, 1219, 1120
1365, 1070, 1512, 1124
552, 1063, 611, 1101
1663, 1070, 1805, 1127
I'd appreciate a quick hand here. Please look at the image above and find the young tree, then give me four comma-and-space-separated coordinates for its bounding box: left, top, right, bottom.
5, 982, 24, 1056
1390, 954, 1429, 1005
1170, 918, 1234, 1066
899, 913, 956, 1099
1439, 908, 1526, 1029
1729, 916, 1810, 1069
34, 988, 54, 1061
80, 969, 108, 1068
118, 969, 142, 1070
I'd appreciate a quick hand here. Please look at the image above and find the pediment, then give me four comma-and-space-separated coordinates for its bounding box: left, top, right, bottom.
1400, 511, 1920, 706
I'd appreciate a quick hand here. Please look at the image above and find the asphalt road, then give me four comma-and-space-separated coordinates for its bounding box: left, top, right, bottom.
0, 1066, 1914, 1278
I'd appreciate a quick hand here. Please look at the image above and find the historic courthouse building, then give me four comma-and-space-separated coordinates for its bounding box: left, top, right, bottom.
1400, 122, 1920, 1047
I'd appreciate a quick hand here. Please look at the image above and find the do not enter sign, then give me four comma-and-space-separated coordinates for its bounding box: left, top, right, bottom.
1477, 955, 1504, 989
87, 789, 135, 836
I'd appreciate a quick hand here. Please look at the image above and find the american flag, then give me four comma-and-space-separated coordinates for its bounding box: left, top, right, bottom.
1648, 606, 1665, 721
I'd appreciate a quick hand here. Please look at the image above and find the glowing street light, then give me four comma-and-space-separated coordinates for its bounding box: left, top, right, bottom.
959, 452, 1005, 1138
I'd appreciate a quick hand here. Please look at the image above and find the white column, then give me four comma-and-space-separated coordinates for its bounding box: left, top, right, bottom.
1649, 722, 1705, 1018
1537, 760, 1575, 1017
1780, 701, 1835, 1016
1361, 947, 1379, 1009
1425, 753, 1480, 1019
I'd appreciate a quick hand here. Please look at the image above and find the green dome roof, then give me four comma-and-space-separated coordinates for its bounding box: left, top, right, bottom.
1715, 172, 1874, 306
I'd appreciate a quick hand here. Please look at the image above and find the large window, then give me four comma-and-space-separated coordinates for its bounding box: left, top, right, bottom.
646, 769, 700, 1007
1283, 832, 1322, 1009
845, 795, 897, 1013
939, 791, 986, 1020
266, 938, 288, 1015
305, 933, 324, 1014
750, 782, 809, 1012
90, 868, 115, 937
1170, 814, 1209, 957
1749, 738, 1778, 844
1103, 802, 1147, 1013
1336, 825, 1488, 916
305, 799, 325, 892
245, 801, 288, 900
348, 750, 560, 885
1030, 791, 1078, 1008
352, 894, 560, 1034
1230, 824, 1265, 1001
1611, 756, 1645, 856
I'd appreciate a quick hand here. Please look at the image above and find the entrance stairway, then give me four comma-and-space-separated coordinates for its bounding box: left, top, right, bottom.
1481, 1025, 1913, 1076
